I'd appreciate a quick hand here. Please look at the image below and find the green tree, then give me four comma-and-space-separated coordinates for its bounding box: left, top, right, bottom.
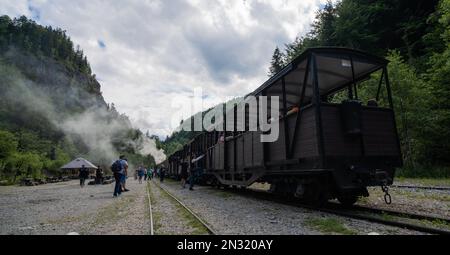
0, 16, 12, 49
0, 130, 18, 172
7, 152, 43, 181
424, 0, 450, 166
268, 47, 285, 76
0, 130, 17, 159
384, 52, 431, 168
283, 36, 319, 63
311, 1, 337, 46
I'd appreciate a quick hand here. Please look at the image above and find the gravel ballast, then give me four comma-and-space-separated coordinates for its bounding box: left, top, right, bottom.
0, 178, 434, 235
157, 180, 423, 235
0, 179, 151, 235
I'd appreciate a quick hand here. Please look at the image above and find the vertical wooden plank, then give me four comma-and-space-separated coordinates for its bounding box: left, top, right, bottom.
312, 54, 326, 168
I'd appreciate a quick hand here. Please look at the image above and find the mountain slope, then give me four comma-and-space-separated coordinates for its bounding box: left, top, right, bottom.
0, 15, 160, 183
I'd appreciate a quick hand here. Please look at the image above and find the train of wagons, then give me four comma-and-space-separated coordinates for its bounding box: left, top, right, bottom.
159, 47, 403, 206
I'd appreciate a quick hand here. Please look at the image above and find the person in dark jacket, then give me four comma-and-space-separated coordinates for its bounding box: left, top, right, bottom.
79, 165, 89, 188
188, 166, 198, 191
159, 168, 165, 183
180, 162, 188, 188
113, 155, 128, 197
95, 166, 104, 184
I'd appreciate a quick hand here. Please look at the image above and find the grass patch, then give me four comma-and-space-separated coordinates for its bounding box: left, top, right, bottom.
177, 204, 210, 235
399, 189, 450, 202
426, 193, 450, 202
144, 184, 153, 235
164, 178, 177, 184
380, 212, 395, 221
158, 186, 210, 235
147, 182, 163, 234
357, 196, 370, 204
369, 186, 450, 202
211, 190, 235, 199
306, 217, 357, 235
420, 218, 450, 229
395, 166, 450, 179
395, 177, 450, 187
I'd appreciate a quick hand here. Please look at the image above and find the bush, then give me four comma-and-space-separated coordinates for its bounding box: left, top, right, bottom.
396, 165, 450, 179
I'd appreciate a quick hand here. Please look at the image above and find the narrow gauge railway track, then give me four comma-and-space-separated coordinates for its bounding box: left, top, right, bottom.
323, 203, 450, 235
220, 186, 450, 235
152, 181, 217, 235
391, 184, 450, 191
145, 182, 154, 235
346, 204, 450, 224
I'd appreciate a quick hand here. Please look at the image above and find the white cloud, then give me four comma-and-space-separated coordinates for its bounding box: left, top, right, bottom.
0, 0, 332, 138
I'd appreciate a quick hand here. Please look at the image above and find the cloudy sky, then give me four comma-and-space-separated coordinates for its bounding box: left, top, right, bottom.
1, 0, 332, 138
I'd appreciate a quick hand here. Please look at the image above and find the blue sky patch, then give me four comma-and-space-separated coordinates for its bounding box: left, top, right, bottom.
28, 2, 40, 20
98, 40, 106, 49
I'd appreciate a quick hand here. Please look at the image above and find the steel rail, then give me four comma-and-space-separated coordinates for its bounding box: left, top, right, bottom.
316, 206, 450, 235
146, 182, 154, 235
348, 204, 450, 224
152, 181, 217, 235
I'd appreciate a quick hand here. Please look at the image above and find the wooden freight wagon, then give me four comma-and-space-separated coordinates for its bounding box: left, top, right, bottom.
178, 47, 402, 206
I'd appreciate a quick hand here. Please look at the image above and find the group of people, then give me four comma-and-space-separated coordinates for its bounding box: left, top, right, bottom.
136, 166, 152, 184
135, 166, 166, 184
77, 155, 171, 197
78, 165, 105, 187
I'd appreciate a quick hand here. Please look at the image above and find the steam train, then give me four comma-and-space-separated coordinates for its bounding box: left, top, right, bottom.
160, 47, 403, 206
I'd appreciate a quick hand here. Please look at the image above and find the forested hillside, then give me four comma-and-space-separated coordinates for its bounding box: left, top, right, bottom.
0, 16, 156, 184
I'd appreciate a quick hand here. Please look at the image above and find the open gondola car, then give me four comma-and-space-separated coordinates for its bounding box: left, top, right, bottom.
171, 47, 403, 206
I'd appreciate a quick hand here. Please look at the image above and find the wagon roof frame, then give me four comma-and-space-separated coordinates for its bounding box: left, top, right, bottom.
247, 47, 388, 98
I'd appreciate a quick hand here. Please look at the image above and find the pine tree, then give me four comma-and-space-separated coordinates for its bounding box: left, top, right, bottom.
312, 0, 337, 46
268, 47, 285, 76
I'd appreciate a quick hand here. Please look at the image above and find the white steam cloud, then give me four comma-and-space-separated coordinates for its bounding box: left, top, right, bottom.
0, 48, 166, 165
